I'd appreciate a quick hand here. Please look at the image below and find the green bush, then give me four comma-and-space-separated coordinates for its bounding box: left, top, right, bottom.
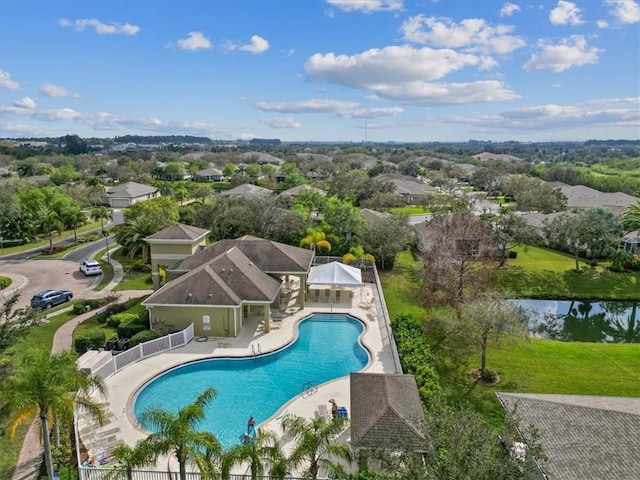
0, 276, 12, 290
117, 320, 147, 339
74, 331, 106, 354
72, 298, 107, 315
130, 329, 161, 347
107, 312, 138, 328
97, 303, 126, 324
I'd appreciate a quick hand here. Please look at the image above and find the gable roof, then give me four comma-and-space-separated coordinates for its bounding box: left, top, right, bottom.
360, 208, 391, 225
219, 183, 272, 197
171, 236, 314, 274
277, 184, 327, 199
497, 393, 640, 480
143, 246, 282, 307
376, 173, 437, 196
105, 181, 157, 198
145, 223, 210, 241
350, 373, 426, 449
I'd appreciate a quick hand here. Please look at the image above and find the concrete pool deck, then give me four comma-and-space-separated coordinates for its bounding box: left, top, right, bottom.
79, 283, 400, 473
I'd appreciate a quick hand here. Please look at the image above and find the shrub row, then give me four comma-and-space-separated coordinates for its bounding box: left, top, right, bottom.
72, 299, 106, 315
390, 313, 442, 406
74, 331, 106, 354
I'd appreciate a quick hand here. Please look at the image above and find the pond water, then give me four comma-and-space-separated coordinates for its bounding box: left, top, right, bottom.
513, 299, 639, 343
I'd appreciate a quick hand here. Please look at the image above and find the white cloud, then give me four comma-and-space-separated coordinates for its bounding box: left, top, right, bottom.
605, 0, 640, 24
239, 35, 270, 54
40, 83, 80, 98
261, 116, 301, 128
325, 0, 403, 13
58, 18, 140, 35
400, 15, 526, 55
0, 71, 20, 90
305, 45, 483, 87
14, 97, 36, 109
168, 32, 212, 51
371, 80, 520, 105
523, 35, 601, 72
281, 48, 296, 57
0, 123, 53, 137
337, 107, 404, 118
442, 97, 640, 133
255, 99, 359, 113
597, 19, 610, 28
499, 3, 521, 17
549, 1, 584, 25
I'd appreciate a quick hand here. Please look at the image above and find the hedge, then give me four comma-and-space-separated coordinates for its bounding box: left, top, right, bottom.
107, 312, 138, 328
74, 331, 106, 354
117, 319, 148, 339
130, 329, 161, 347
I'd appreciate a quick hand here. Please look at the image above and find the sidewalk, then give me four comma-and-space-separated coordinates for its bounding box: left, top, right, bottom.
10, 253, 150, 480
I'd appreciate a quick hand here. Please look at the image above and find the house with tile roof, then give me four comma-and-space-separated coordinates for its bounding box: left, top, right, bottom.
143, 232, 314, 337
497, 393, 640, 480
350, 373, 426, 455
104, 181, 159, 207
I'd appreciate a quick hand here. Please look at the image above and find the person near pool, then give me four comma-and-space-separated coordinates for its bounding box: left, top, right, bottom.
248, 416, 256, 431
330, 399, 338, 418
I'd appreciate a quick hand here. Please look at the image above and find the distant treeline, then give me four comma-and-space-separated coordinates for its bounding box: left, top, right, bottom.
113, 135, 212, 144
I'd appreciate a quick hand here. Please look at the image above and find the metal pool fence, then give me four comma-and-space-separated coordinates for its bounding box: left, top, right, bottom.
79, 467, 309, 480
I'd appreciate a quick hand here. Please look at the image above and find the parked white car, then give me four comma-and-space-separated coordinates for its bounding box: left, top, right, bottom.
80, 260, 103, 276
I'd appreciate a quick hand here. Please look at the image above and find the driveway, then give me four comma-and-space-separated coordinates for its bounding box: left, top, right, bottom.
0, 258, 100, 309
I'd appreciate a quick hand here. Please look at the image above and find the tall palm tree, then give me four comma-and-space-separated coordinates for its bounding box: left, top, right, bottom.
2, 348, 106, 480
281, 414, 352, 480
38, 210, 63, 252
226, 429, 286, 480
300, 227, 331, 253
114, 213, 166, 262
135, 387, 221, 480
63, 206, 87, 244
621, 200, 640, 233
91, 206, 113, 233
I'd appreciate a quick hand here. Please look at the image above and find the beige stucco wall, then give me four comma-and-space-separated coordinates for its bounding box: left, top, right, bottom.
149, 239, 207, 289
148, 305, 240, 337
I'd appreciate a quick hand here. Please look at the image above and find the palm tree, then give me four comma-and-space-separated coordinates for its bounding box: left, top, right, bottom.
91, 206, 113, 232
106, 443, 152, 480
300, 227, 331, 253
342, 245, 375, 268
226, 429, 286, 480
621, 200, 640, 233
135, 387, 221, 480
38, 210, 63, 252
281, 414, 352, 480
114, 213, 166, 262
2, 348, 107, 480
63, 206, 87, 244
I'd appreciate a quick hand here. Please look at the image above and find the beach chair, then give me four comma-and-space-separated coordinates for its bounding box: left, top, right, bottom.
316, 404, 330, 420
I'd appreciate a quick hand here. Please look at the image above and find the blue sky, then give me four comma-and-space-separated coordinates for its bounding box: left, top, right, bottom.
1, 0, 639, 142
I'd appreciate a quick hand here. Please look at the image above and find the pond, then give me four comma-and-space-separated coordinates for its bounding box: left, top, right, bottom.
513, 299, 639, 343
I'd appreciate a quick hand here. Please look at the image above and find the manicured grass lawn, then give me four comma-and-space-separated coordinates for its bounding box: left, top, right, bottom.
111, 249, 153, 291
381, 249, 640, 429
0, 220, 100, 256
494, 245, 640, 300
0, 275, 12, 289
388, 205, 430, 215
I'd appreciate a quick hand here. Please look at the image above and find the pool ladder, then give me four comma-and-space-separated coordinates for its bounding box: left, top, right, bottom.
251, 343, 262, 356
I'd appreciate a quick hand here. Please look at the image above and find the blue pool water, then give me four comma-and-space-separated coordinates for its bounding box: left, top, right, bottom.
133, 314, 370, 447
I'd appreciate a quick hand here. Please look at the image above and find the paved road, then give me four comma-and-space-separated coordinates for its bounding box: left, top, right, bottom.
63, 235, 114, 263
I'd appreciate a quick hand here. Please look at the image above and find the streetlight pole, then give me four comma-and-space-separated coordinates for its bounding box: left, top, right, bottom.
103, 230, 110, 264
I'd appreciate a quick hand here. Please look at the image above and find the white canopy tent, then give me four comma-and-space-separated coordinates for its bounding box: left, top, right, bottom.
308, 261, 363, 286
307, 262, 363, 304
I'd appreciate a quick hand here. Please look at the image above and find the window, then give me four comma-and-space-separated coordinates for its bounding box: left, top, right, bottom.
202, 315, 210, 331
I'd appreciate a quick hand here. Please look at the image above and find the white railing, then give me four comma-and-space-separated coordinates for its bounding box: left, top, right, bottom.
92, 323, 194, 381
79, 467, 310, 480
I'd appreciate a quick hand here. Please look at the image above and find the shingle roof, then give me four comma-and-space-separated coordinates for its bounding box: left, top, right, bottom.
360, 208, 391, 225
277, 184, 327, 198
105, 181, 157, 198
350, 373, 426, 449
196, 167, 223, 177
145, 223, 210, 241
497, 393, 640, 480
143, 246, 282, 306
376, 173, 437, 196
219, 183, 272, 197
171, 236, 314, 274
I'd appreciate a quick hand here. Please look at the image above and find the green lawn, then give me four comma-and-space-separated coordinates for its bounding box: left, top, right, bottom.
494, 245, 640, 300
388, 205, 430, 215
111, 249, 153, 291
0, 220, 100, 256
381, 249, 640, 429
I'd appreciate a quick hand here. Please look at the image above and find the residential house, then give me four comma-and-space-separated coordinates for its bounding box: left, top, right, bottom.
359, 208, 391, 226
241, 151, 284, 165
195, 166, 224, 182
350, 372, 426, 467
540, 181, 639, 215
142, 234, 314, 337
376, 173, 438, 204
497, 392, 640, 480
277, 184, 327, 200
144, 223, 210, 289
219, 183, 273, 199
619, 231, 640, 255
104, 182, 159, 208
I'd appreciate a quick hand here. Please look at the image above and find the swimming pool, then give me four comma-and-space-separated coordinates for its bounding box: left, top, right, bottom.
133, 313, 370, 447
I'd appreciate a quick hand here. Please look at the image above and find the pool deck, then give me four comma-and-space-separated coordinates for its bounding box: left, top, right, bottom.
79, 282, 399, 473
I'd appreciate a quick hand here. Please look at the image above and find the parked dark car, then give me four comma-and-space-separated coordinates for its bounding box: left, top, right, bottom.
30, 289, 73, 309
